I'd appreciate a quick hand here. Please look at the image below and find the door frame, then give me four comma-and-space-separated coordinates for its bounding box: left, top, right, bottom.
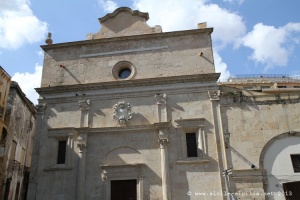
101, 164, 144, 200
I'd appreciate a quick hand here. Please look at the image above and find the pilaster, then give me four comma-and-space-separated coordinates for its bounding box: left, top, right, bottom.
78, 100, 90, 127
156, 123, 171, 200
76, 132, 87, 200
155, 94, 167, 122
27, 103, 46, 200
208, 90, 228, 199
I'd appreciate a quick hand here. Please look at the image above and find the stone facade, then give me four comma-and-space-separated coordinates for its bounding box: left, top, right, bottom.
1, 81, 36, 200
0, 66, 12, 198
28, 7, 300, 200
219, 86, 300, 200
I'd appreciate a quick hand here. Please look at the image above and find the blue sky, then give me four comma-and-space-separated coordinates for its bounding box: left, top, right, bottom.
1, 0, 300, 104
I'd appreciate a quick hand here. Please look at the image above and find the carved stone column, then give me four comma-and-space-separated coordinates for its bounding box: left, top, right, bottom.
155, 94, 167, 122
76, 133, 87, 200
78, 100, 90, 127
156, 124, 171, 200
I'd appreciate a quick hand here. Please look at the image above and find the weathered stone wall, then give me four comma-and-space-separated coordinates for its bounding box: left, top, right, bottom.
41, 30, 214, 87
2, 83, 36, 200
220, 89, 300, 199
32, 84, 224, 199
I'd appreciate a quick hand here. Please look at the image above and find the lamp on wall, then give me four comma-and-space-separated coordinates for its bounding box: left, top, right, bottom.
224, 129, 230, 148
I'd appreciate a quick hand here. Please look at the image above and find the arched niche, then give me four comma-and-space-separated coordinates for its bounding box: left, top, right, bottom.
103, 146, 143, 166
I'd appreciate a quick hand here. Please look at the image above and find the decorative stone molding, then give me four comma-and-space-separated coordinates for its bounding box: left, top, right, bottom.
78, 100, 90, 110
158, 138, 169, 144
87, 7, 162, 40
112, 61, 136, 80
175, 118, 207, 159
36, 104, 46, 113
100, 164, 145, 199
113, 101, 132, 124
77, 143, 86, 152
157, 125, 170, 148
208, 90, 220, 101
155, 94, 167, 105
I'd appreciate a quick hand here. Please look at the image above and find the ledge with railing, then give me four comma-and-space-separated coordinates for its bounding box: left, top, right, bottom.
219, 74, 300, 83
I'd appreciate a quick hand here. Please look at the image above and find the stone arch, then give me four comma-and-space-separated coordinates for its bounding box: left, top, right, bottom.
259, 131, 300, 199
103, 146, 143, 165
259, 131, 300, 169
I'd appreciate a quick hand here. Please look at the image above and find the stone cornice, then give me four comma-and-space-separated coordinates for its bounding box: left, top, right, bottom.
40, 28, 213, 50
36, 73, 220, 96
47, 122, 171, 134
175, 118, 205, 128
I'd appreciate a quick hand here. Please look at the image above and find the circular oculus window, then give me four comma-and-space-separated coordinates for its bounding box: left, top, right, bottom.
112, 61, 136, 80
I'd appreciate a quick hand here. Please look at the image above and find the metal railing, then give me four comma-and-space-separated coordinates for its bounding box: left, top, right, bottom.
220, 74, 300, 83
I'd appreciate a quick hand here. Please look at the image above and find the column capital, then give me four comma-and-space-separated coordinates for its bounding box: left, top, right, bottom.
36, 104, 46, 114
155, 94, 167, 105
78, 99, 90, 110
208, 90, 220, 101
77, 143, 87, 152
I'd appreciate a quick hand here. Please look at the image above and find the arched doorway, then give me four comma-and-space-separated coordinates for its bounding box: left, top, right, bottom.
259, 132, 300, 200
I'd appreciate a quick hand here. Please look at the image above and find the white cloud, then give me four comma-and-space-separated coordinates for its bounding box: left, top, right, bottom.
0, 0, 48, 49
37, 50, 43, 57
214, 52, 230, 81
12, 64, 42, 105
133, 0, 246, 46
98, 0, 118, 13
222, 0, 245, 5
240, 23, 300, 67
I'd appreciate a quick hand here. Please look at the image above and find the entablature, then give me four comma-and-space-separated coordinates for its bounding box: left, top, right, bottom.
36, 73, 220, 103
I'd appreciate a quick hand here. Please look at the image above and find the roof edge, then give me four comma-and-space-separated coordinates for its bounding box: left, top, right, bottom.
40, 28, 213, 50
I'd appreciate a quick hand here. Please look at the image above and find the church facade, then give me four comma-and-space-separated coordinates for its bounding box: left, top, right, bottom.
27, 8, 300, 200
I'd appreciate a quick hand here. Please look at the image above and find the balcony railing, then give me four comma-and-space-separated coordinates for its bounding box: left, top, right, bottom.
220, 74, 300, 83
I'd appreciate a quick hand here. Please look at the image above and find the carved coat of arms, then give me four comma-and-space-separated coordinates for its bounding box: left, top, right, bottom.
113, 102, 132, 124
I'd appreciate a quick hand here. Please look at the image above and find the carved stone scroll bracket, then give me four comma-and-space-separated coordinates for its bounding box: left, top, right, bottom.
113, 101, 132, 125
208, 90, 220, 101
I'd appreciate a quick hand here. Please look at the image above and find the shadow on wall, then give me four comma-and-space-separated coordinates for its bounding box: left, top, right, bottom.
100, 146, 162, 199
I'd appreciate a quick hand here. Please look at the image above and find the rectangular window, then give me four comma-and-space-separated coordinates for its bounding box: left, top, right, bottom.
277, 86, 287, 88
291, 154, 300, 173
186, 133, 198, 157
57, 141, 67, 164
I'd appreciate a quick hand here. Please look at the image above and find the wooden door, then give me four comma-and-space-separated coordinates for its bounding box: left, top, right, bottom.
111, 179, 137, 200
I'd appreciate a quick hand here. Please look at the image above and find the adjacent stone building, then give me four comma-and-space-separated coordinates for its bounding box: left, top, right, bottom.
0, 66, 12, 198
1, 81, 36, 200
28, 7, 300, 200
